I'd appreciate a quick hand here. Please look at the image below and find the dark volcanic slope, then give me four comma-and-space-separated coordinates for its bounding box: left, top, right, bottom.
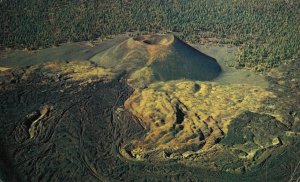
150, 36, 221, 81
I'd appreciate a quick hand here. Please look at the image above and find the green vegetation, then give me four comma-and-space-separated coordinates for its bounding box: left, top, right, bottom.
0, 0, 299, 70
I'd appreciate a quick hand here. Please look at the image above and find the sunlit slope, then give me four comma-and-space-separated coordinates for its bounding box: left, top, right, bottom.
90, 34, 221, 87
90, 37, 148, 73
